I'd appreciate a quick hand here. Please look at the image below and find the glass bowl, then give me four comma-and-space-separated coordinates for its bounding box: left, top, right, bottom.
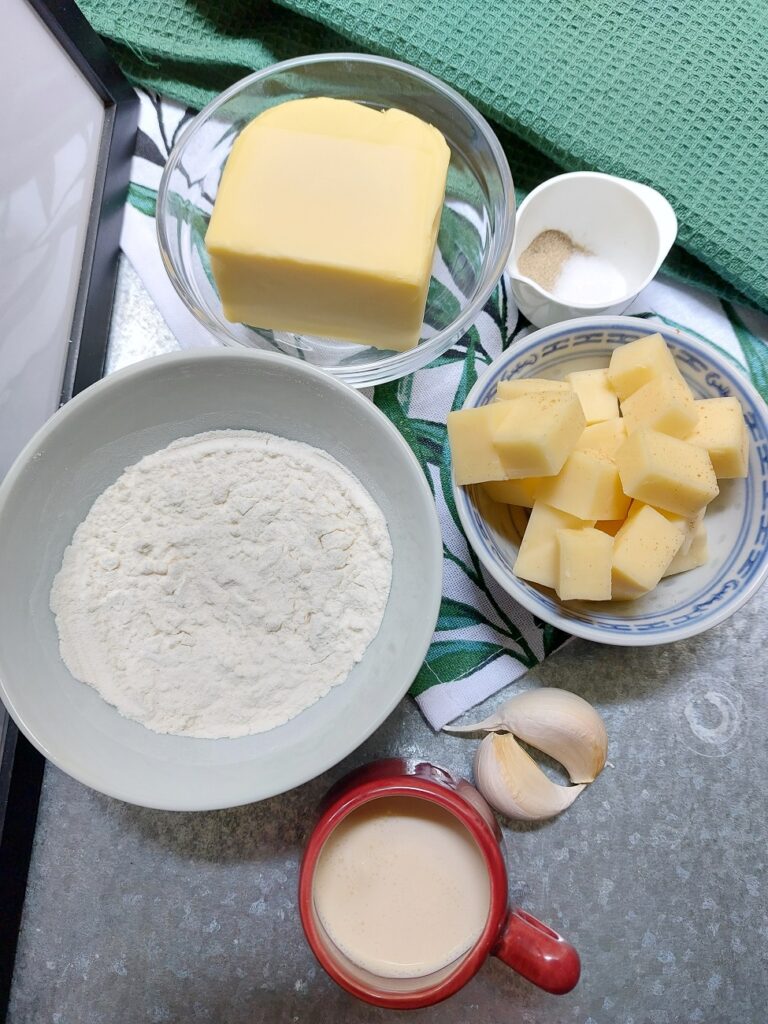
156, 53, 515, 388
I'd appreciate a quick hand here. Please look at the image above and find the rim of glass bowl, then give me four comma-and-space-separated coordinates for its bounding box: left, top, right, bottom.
156, 52, 515, 388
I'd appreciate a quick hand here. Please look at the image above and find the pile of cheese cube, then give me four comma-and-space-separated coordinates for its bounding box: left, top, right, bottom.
448, 333, 749, 602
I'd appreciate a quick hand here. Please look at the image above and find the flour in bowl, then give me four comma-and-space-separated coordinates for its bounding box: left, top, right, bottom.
49, 430, 393, 738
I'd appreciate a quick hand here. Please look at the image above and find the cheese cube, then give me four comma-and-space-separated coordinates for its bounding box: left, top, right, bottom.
616, 428, 719, 516
566, 368, 619, 424
663, 523, 709, 577
205, 98, 450, 351
483, 478, 542, 507
538, 450, 631, 521
575, 418, 627, 460
448, 404, 516, 485
625, 500, 702, 555
491, 392, 586, 478
556, 528, 613, 601
596, 519, 625, 537
656, 505, 705, 556
607, 333, 680, 400
496, 378, 571, 400
513, 503, 595, 589
620, 372, 697, 438
685, 398, 749, 478
611, 503, 685, 598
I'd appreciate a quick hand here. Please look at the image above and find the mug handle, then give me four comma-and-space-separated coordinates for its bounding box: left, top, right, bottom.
493, 907, 581, 995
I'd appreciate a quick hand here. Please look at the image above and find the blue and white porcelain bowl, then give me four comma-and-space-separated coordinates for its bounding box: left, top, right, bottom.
453, 316, 768, 646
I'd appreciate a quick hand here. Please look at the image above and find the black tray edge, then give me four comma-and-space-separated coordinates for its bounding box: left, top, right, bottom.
0, 2, 138, 1017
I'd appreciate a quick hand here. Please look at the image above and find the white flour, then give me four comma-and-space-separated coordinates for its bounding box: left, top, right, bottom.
50, 430, 393, 738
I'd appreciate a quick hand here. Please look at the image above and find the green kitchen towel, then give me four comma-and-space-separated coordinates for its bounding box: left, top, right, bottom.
79, 0, 768, 311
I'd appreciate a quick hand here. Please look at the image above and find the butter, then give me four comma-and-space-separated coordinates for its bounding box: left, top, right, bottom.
205, 98, 450, 351
566, 368, 619, 424
612, 503, 684, 599
685, 397, 749, 478
491, 392, 586, 478
616, 427, 719, 517
513, 502, 595, 589
496, 378, 571, 400
607, 333, 680, 400
556, 527, 613, 601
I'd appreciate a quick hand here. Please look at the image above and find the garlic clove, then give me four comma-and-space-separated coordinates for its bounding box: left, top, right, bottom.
444, 710, 507, 735
499, 688, 607, 784
474, 733, 585, 821
446, 687, 607, 784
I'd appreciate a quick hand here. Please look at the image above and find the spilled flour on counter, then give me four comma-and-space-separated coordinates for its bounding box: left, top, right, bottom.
50, 431, 393, 738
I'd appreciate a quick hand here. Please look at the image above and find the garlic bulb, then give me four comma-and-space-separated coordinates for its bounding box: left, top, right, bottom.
445, 687, 607, 784
474, 733, 585, 821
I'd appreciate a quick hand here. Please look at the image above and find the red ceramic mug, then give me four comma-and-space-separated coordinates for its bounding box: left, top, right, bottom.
299, 758, 580, 1008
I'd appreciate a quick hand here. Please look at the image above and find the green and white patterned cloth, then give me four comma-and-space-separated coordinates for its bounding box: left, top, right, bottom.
123, 91, 768, 729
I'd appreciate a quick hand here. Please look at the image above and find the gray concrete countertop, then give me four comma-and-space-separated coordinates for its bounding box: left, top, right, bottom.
8, 262, 768, 1024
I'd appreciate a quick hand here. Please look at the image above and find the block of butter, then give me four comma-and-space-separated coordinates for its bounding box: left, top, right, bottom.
205, 97, 450, 351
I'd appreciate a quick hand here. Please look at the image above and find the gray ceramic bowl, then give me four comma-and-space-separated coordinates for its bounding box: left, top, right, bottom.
0, 351, 441, 810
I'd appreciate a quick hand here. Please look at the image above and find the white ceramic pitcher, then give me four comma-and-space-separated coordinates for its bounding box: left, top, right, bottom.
508, 171, 678, 328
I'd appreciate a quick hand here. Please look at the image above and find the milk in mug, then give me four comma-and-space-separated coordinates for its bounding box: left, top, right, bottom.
313, 796, 491, 978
